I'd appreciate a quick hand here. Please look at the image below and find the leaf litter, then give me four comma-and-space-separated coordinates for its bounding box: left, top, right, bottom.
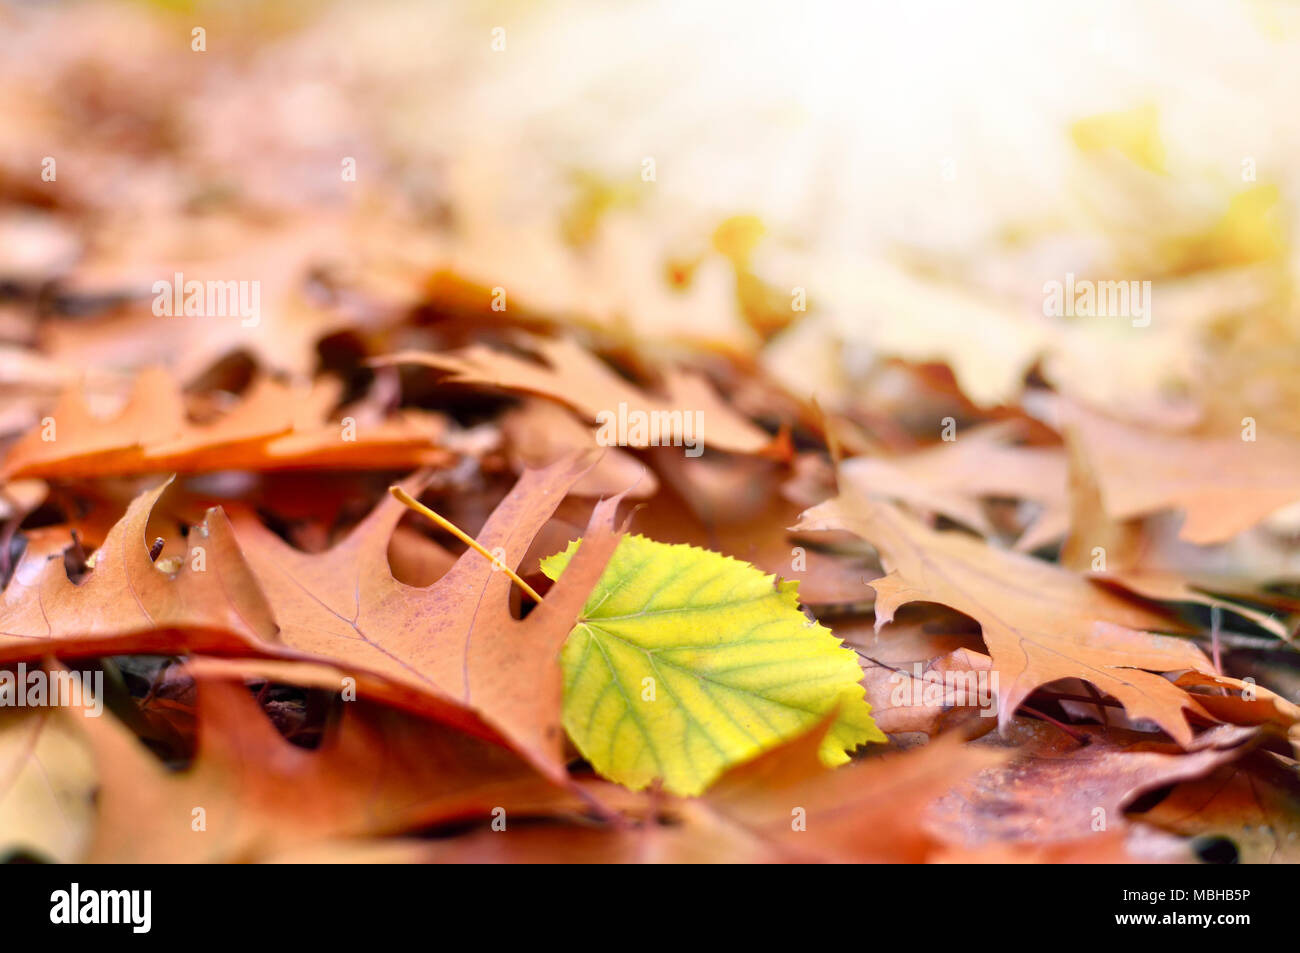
0, 0, 1298, 865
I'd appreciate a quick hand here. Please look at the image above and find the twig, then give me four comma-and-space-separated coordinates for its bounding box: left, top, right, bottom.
389, 486, 543, 603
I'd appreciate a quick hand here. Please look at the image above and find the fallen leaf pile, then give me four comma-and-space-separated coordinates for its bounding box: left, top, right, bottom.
1, 0, 1299, 865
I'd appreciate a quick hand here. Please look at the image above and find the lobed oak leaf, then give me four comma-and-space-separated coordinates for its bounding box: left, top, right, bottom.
0, 477, 277, 662
226, 452, 628, 782
797, 485, 1215, 745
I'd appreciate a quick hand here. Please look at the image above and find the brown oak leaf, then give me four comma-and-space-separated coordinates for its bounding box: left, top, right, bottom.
225, 452, 627, 782
0, 478, 276, 661
797, 485, 1215, 744
78, 671, 586, 863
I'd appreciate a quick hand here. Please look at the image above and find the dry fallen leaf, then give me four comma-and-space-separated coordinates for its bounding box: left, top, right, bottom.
3, 0, 1299, 873
377, 336, 784, 458
78, 670, 586, 863
927, 720, 1256, 854
3, 369, 452, 480
1135, 752, 1300, 864
1063, 399, 1300, 545
400, 721, 1005, 864
0, 478, 277, 661
797, 483, 1214, 744
837, 422, 1068, 546
225, 453, 626, 782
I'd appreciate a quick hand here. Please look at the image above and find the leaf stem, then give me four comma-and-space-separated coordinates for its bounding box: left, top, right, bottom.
388, 486, 544, 603
1017, 705, 1090, 744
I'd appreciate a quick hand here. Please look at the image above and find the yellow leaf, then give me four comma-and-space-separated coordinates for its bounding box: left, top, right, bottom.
541, 535, 883, 795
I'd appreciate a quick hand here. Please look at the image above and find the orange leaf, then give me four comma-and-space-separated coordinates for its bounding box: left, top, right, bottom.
797, 486, 1214, 744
